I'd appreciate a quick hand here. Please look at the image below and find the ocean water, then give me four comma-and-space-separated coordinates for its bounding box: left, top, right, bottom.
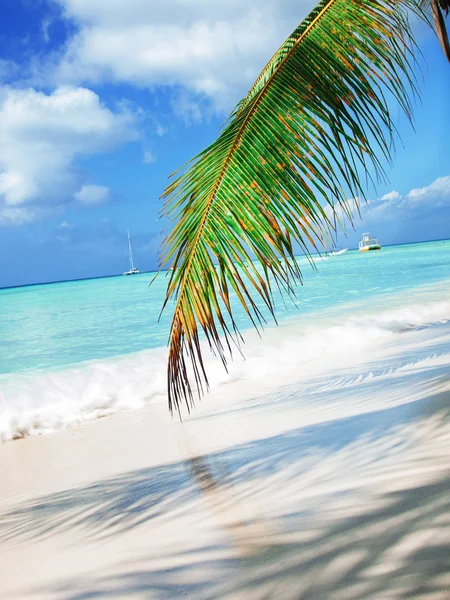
0, 239, 449, 441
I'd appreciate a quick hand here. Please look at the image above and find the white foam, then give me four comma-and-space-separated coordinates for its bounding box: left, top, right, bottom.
0, 286, 449, 442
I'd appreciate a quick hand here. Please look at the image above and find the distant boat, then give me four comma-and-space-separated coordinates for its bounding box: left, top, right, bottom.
329, 247, 348, 256
359, 232, 381, 252
123, 230, 142, 275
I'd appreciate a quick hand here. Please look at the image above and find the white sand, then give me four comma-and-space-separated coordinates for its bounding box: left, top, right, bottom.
0, 319, 449, 599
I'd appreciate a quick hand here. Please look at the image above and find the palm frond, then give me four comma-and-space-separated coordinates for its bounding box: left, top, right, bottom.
159, 0, 428, 414
417, 0, 450, 60
432, 0, 450, 61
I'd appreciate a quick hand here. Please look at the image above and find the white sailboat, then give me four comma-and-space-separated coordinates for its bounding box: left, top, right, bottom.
123, 230, 142, 275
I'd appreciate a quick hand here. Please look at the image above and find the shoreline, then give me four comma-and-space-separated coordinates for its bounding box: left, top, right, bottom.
1, 276, 450, 443
1, 310, 449, 598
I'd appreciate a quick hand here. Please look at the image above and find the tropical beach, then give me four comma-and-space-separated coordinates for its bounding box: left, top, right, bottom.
1, 0, 450, 597
1, 241, 450, 598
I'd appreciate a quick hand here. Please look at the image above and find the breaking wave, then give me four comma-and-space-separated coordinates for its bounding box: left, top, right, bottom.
0, 290, 449, 442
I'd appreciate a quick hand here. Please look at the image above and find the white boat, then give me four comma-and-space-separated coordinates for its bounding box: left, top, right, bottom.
123, 230, 142, 275
359, 232, 381, 252
329, 247, 348, 256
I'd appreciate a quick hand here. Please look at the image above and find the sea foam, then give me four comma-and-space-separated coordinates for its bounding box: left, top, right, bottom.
1, 283, 449, 443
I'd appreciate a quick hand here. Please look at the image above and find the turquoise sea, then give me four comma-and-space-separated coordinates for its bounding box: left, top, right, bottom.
1, 239, 449, 441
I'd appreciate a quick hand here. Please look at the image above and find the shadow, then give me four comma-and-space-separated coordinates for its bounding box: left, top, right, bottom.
1, 345, 449, 599
188, 335, 450, 424
0, 460, 197, 544
1, 388, 449, 548
28, 469, 450, 599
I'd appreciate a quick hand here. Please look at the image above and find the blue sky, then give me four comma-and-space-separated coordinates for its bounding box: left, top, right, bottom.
0, 0, 449, 288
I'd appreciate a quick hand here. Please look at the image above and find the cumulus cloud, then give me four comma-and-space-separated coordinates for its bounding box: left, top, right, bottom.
50, 0, 315, 111
74, 184, 110, 204
0, 86, 138, 225
406, 176, 450, 205
380, 190, 402, 202
326, 176, 450, 228
367, 176, 450, 222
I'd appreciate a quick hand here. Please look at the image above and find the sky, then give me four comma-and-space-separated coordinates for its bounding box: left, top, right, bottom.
0, 0, 449, 288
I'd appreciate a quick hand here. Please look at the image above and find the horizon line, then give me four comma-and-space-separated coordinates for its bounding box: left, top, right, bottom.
1, 236, 449, 292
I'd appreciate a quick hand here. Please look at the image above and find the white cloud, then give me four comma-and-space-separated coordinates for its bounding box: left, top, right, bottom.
51, 0, 315, 111
324, 197, 359, 226
75, 184, 110, 204
0, 206, 48, 226
0, 59, 18, 82
323, 176, 450, 228
371, 176, 450, 221
380, 190, 401, 202
170, 91, 205, 125
59, 220, 73, 229
0, 86, 138, 225
156, 123, 167, 137
142, 150, 156, 164
406, 176, 450, 205
368, 177, 449, 223
41, 18, 52, 43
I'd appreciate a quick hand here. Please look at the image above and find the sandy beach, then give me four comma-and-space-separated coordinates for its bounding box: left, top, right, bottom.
1, 305, 449, 599
1, 0, 450, 595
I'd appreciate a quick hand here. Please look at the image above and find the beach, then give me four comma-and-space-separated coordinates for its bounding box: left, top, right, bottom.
1, 241, 450, 598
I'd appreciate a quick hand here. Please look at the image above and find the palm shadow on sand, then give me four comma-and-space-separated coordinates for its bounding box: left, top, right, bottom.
1, 379, 449, 599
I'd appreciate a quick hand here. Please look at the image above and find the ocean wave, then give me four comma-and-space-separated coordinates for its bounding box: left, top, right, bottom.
0, 292, 449, 443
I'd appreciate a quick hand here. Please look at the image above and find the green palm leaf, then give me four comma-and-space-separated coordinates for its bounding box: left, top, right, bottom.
159, 0, 430, 415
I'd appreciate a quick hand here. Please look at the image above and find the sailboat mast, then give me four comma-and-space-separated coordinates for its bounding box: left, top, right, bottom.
127, 229, 134, 271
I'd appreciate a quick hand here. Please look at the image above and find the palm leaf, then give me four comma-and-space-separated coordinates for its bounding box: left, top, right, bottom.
417, 0, 450, 60
159, 0, 429, 415
432, 0, 450, 61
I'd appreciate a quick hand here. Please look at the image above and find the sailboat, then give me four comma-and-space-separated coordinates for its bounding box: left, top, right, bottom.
123, 230, 142, 275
